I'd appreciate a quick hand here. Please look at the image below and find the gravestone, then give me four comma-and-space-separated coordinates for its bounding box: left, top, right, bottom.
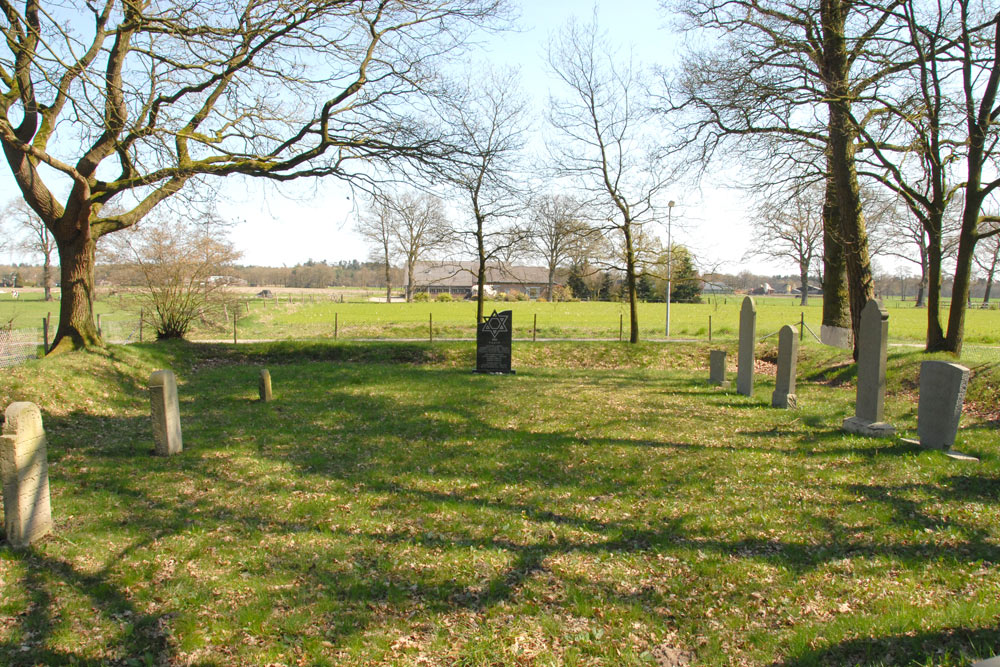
916, 361, 969, 450
820, 324, 853, 350
1, 402, 53, 547
736, 296, 756, 396
842, 299, 894, 437
149, 370, 183, 455
259, 369, 273, 402
476, 310, 514, 374
771, 324, 799, 409
971, 656, 1000, 666
771, 325, 799, 409
709, 350, 730, 389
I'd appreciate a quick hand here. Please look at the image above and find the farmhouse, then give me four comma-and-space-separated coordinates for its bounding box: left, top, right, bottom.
407, 261, 558, 299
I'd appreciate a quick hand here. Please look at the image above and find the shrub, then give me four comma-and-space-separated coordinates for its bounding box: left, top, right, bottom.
505, 289, 527, 302
413, 292, 430, 302
550, 285, 574, 302
435, 292, 453, 302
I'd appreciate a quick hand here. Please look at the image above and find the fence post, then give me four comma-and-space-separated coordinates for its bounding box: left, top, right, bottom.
233, 312, 238, 344
334, 312, 338, 340
619, 314, 623, 342
800, 312, 805, 341
245, 301, 249, 314
42, 315, 49, 353
96, 314, 102, 338
533, 313, 537, 342
223, 303, 229, 322
708, 315, 712, 342
429, 313, 433, 343
139, 309, 144, 343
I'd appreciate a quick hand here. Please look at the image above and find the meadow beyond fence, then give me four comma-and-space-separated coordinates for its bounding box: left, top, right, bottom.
1, 290, 998, 368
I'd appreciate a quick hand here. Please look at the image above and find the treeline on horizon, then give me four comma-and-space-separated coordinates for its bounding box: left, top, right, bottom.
1, 260, 993, 301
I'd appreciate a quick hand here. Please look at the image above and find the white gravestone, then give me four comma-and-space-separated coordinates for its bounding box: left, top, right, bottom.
772, 325, 799, 409
149, 370, 183, 455
917, 361, 969, 451
737, 297, 757, 397
259, 368, 273, 402
1, 402, 53, 547
842, 299, 895, 437
709, 350, 730, 389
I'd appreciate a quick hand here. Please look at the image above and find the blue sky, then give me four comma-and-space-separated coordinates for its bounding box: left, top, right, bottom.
0, 0, 784, 276
220, 0, 758, 273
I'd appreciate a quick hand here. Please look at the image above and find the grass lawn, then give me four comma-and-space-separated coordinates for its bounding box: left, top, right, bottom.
0, 339, 997, 665
4, 290, 1000, 350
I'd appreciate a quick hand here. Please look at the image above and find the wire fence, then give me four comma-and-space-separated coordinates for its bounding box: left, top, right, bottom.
0, 327, 43, 368
100, 318, 142, 345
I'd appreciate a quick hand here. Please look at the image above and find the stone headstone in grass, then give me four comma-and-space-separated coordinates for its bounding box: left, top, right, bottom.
476, 309, 514, 374
842, 299, 895, 438
709, 350, 730, 389
259, 368, 273, 402
820, 324, 853, 350
972, 656, 1000, 666
1, 402, 53, 547
771, 325, 799, 409
149, 370, 183, 455
736, 296, 756, 396
916, 361, 969, 451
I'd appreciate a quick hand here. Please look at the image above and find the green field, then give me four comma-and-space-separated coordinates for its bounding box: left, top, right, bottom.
3, 290, 1000, 352
0, 340, 998, 665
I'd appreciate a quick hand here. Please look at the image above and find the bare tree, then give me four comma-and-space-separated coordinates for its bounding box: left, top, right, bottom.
389, 190, 451, 302
746, 183, 824, 306
974, 220, 1000, 304
845, 0, 1000, 351
547, 16, 674, 343
356, 198, 396, 303
660, 0, 915, 355
867, 196, 961, 309
4, 198, 55, 300
526, 194, 593, 299
438, 66, 530, 324
0, 0, 510, 353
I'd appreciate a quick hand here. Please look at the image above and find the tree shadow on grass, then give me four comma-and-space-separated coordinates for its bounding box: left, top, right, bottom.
6, 348, 999, 664
774, 625, 1000, 666
0, 538, 177, 666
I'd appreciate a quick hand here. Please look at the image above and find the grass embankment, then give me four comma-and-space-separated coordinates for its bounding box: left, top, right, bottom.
0, 340, 998, 665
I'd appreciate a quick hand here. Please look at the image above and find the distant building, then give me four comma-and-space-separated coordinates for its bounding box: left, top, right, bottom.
207, 275, 248, 286
702, 281, 732, 294
407, 261, 559, 299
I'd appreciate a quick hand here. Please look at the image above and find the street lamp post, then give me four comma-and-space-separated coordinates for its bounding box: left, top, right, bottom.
665, 200, 674, 338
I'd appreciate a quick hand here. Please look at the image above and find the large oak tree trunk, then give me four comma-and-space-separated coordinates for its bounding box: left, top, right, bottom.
821, 173, 851, 332
50, 232, 101, 353
822, 0, 875, 358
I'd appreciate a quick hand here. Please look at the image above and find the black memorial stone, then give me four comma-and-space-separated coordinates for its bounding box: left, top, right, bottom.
476, 309, 514, 374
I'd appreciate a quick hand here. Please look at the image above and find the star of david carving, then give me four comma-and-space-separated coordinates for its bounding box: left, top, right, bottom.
482, 310, 509, 342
